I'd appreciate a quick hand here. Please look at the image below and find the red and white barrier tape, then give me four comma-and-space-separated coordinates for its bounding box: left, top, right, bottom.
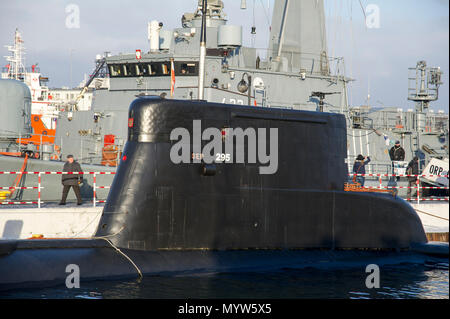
0, 171, 114, 208
0, 186, 40, 190
405, 198, 449, 201
349, 173, 448, 177
0, 201, 41, 205
0, 171, 115, 175
362, 186, 448, 190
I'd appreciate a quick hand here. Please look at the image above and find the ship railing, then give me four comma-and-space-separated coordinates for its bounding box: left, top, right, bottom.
15, 132, 58, 160
347, 173, 449, 204
2, 171, 447, 208
347, 160, 393, 176
347, 159, 400, 177
2, 67, 41, 74
353, 109, 449, 132
0, 171, 115, 208
348, 160, 449, 180
251, 48, 345, 77
14, 133, 125, 165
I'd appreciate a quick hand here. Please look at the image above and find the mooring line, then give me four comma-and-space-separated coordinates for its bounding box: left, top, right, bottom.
415, 209, 449, 221
101, 237, 143, 280
93, 226, 143, 280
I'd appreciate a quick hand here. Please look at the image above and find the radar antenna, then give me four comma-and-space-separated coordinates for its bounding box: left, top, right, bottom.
311, 91, 340, 112
408, 60, 442, 112
4, 28, 26, 80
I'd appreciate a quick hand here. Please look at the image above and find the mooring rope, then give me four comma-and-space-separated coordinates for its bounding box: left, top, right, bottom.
93, 226, 143, 280
415, 209, 449, 221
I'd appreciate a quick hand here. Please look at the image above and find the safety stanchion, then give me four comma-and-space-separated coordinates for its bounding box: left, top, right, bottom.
0, 171, 115, 207
38, 173, 41, 208
93, 173, 96, 207
347, 173, 449, 202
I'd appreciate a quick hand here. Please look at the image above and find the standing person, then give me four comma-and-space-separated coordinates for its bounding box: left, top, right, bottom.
389, 140, 405, 161
389, 141, 405, 181
59, 155, 83, 205
406, 156, 420, 200
353, 154, 371, 187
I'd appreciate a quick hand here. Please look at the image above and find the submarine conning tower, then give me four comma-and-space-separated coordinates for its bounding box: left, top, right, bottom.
95, 97, 427, 251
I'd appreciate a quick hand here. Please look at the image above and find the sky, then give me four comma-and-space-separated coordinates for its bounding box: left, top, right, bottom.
0, 0, 448, 111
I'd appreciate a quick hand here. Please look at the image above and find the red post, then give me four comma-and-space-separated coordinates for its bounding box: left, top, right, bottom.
93, 173, 97, 207
38, 173, 41, 208
416, 175, 420, 204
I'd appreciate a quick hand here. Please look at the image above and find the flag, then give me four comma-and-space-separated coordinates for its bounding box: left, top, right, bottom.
170, 59, 175, 97
135, 49, 142, 60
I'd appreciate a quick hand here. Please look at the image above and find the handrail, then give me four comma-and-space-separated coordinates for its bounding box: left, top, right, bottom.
0, 171, 115, 208
1, 171, 447, 207
347, 173, 449, 203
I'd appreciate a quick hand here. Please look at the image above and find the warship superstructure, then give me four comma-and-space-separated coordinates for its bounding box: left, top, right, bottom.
55, 0, 448, 171
0, 0, 447, 202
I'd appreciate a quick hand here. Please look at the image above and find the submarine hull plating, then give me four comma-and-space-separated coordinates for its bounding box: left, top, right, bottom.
96, 97, 426, 250
0, 240, 438, 291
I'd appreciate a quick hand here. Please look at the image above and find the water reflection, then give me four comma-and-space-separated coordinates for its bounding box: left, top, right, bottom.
1, 264, 448, 299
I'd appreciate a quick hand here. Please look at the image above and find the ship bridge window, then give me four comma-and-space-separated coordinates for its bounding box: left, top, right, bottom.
148, 62, 170, 76
108, 62, 174, 77
124, 64, 138, 77
137, 63, 149, 76
109, 64, 123, 77
161, 63, 169, 75
174, 62, 198, 76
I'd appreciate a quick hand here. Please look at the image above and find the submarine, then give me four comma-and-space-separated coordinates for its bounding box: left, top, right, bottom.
0, 97, 447, 291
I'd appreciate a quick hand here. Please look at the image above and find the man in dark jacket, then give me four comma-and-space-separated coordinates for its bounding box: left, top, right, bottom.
389, 141, 405, 161
59, 155, 83, 205
389, 141, 405, 181
406, 156, 420, 200
352, 154, 371, 186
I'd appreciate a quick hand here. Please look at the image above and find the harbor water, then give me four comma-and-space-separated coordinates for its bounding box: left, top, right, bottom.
1, 263, 448, 299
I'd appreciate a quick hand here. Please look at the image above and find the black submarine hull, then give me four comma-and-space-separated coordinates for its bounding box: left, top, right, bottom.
1, 97, 442, 290
0, 239, 442, 291
97, 97, 426, 250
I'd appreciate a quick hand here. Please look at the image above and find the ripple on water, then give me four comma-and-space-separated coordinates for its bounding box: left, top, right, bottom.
1, 264, 448, 299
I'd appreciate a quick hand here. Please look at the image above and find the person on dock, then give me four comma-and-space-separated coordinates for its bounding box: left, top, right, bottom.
406, 156, 420, 200
59, 155, 83, 205
352, 154, 371, 187
389, 141, 406, 161
389, 141, 405, 181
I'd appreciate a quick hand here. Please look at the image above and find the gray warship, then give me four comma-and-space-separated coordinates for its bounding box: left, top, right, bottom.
0, 0, 448, 203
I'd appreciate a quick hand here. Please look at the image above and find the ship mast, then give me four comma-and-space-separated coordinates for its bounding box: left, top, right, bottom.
197, 0, 207, 100
4, 28, 26, 80
275, 0, 289, 62
407, 60, 443, 166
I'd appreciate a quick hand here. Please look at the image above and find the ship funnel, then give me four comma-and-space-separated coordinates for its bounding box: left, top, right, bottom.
148, 20, 162, 52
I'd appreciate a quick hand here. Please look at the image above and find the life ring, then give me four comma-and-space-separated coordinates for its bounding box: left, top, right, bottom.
50, 145, 61, 161
102, 145, 118, 161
